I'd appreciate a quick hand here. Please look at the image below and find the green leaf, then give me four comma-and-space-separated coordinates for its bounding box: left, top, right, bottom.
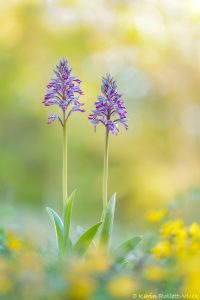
113, 236, 142, 263
63, 190, 76, 250
73, 222, 102, 256
77, 225, 86, 238
99, 193, 116, 249
77, 225, 96, 248
46, 207, 64, 252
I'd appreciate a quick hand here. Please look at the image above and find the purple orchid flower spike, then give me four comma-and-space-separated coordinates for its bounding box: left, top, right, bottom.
88, 74, 128, 135
89, 74, 128, 212
43, 58, 85, 206
43, 58, 84, 126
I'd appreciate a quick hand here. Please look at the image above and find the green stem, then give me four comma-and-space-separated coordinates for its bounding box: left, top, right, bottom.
63, 121, 68, 206
103, 129, 109, 212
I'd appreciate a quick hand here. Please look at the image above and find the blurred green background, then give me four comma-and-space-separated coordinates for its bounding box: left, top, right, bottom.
0, 0, 200, 235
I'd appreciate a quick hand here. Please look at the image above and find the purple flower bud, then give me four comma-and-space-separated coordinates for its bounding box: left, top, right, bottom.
48, 114, 58, 125
88, 74, 128, 135
43, 58, 84, 125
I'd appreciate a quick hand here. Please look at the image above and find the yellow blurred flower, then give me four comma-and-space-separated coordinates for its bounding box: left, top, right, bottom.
189, 222, 200, 240
173, 240, 187, 257
152, 241, 171, 259
0, 275, 12, 295
190, 240, 200, 253
7, 232, 22, 251
68, 277, 96, 300
0, 257, 11, 273
69, 248, 111, 278
160, 219, 185, 239
20, 251, 41, 270
17, 250, 46, 290
179, 253, 200, 274
183, 270, 200, 294
173, 227, 188, 255
144, 265, 167, 281
85, 248, 111, 273
66, 249, 111, 299
107, 275, 136, 298
146, 209, 167, 223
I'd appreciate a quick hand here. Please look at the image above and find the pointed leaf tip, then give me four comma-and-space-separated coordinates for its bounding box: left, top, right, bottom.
99, 193, 116, 249
113, 235, 142, 263
73, 222, 102, 256
64, 189, 76, 206
63, 190, 76, 251
46, 207, 64, 252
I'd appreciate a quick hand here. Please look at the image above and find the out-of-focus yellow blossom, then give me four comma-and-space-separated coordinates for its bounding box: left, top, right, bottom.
173, 240, 187, 257
183, 272, 200, 294
19, 251, 42, 271
182, 255, 200, 294
7, 232, 22, 251
152, 241, 171, 259
160, 219, 185, 239
190, 240, 200, 253
173, 227, 188, 255
146, 210, 167, 223
17, 250, 46, 289
66, 249, 111, 299
174, 227, 187, 240
189, 222, 200, 240
107, 275, 136, 298
0, 275, 12, 294
144, 265, 167, 281
69, 248, 111, 278
68, 277, 96, 300
83, 248, 111, 273
0, 257, 11, 273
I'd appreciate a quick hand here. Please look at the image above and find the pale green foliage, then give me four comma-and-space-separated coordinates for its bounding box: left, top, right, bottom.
47, 191, 101, 255
99, 193, 116, 249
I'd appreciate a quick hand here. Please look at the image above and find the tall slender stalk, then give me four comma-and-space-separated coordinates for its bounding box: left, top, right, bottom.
89, 74, 128, 213
63, 121, 68, 206
103, 129, 109, 211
